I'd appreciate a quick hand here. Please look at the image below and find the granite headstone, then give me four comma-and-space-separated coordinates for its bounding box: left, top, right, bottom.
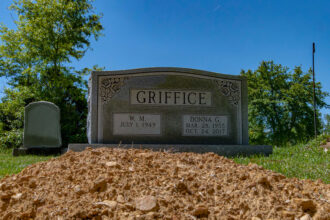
23, 101, 62, 148
13, 101, 62, 156
69, 67, 272, 156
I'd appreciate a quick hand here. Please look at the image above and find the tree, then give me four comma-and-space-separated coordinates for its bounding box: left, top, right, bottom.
241, 61, 328, 146
0, 0, 103, 148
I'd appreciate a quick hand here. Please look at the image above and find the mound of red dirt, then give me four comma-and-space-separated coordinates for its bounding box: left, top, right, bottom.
0, 147, 329, 219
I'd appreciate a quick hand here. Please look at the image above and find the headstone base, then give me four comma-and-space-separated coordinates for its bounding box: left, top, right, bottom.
68, 144, 272, 157
12, 147, 65, 156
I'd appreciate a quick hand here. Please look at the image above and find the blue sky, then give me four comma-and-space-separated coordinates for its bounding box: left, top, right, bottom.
0, 0, 329, 116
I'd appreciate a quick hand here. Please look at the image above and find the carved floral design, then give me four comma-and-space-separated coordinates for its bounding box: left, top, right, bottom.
215, 79, 240, 106
100, 77, 129, 103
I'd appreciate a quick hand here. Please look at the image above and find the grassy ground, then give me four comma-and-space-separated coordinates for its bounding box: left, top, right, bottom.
233, 135, 330, 184
0, 148, 54, 179
0, 136, 329, 183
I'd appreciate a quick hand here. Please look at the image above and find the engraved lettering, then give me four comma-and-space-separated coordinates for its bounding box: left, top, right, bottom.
131, 90, 211, 106
136, 91, 146, 103
183, 115, 228, 136
199, 92, 206, 105
174, 92, 180, 104
188, 92, 196, 104
183, 92, 186, 104
165, 92, 171, 104
113, 114, 161, 135
120, 121, 134, 127
149, 91, 156, 104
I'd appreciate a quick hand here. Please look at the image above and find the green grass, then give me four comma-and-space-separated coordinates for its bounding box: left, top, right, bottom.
0, 136, 329, 183
233, 135, 330, 184
0, 148, 54, 179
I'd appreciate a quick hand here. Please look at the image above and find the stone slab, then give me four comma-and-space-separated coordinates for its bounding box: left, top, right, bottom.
12, 147, 65, 156
68, 144, 272, 157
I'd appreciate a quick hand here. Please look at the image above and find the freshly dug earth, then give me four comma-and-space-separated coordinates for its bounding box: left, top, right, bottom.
0, 148, 329, 220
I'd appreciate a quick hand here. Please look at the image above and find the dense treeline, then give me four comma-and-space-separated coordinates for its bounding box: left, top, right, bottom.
0, 1, 328, 149
241, 61, 328, 146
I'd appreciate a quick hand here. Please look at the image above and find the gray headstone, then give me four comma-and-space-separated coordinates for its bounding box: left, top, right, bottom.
87, 67, 249, 145
24, 101, 62, 148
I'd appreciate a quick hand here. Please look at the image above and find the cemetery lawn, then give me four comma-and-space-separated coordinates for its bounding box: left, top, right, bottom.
233, 135, 330, 184
0, 136, 329, 183
0, 148, 54, 179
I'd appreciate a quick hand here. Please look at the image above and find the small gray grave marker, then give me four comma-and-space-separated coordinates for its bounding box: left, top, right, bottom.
13, 101, 62, 156
24, 101, 62, 148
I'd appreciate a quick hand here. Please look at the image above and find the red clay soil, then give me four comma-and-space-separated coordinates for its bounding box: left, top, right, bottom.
0, 147, 329, 220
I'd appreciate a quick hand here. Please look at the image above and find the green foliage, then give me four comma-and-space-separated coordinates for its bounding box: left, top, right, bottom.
241, 61, 328, 146
0, 0, 103, 148
0, 86, 36, 148
0, 129, 23, 149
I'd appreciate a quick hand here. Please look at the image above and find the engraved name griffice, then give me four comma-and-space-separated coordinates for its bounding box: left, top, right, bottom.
130, 89, 211, 106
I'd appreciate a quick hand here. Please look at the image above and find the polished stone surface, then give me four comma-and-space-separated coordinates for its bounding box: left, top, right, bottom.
23, 101, 62, 148
87, 67, 249, 145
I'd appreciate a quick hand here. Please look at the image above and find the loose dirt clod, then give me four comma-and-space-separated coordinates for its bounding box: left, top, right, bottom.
94, 200, 117, 209
0, 147, 329, 219
192, 205, 209, 218
300, 214, 312, 220
135, 195, 158, 212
